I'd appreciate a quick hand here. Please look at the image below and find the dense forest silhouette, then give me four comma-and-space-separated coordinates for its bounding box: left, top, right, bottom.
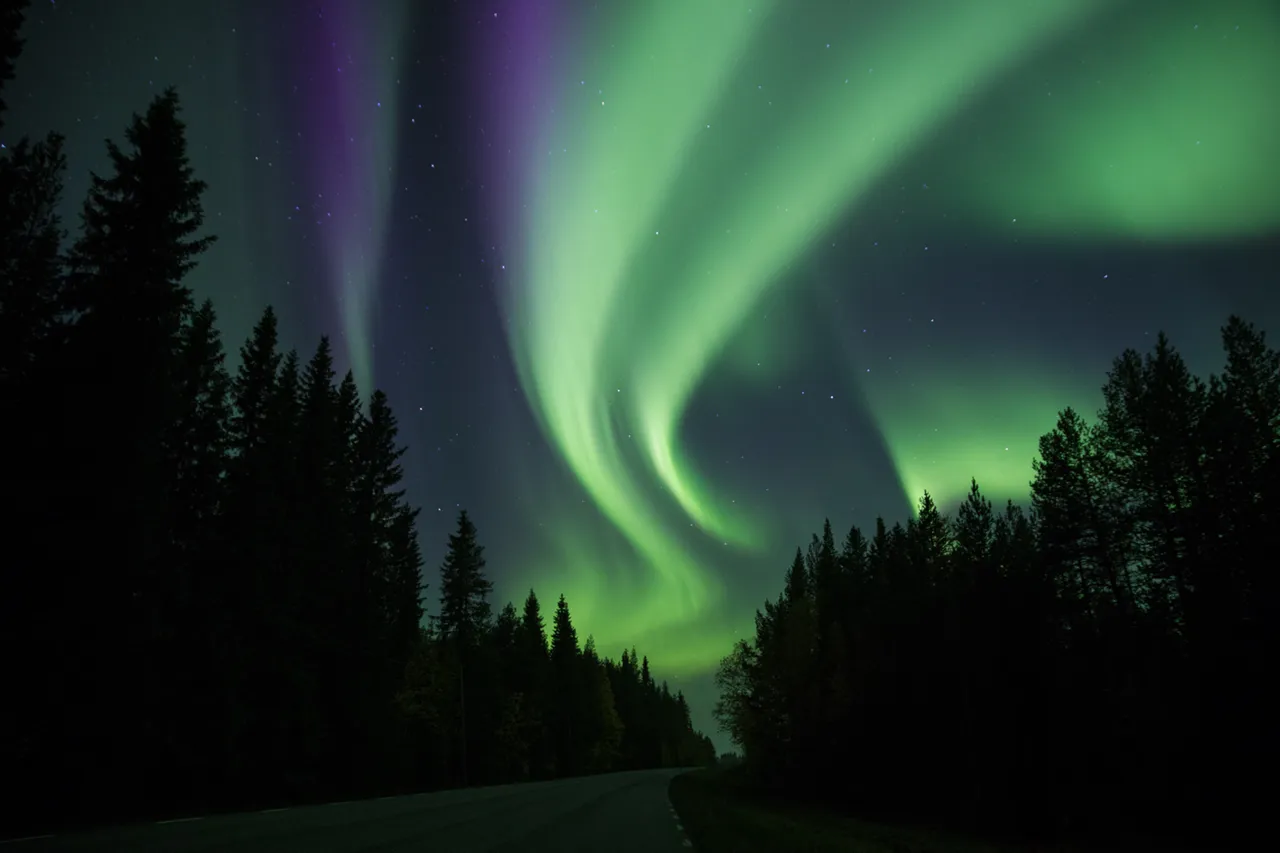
714, 316, 1278, 845
0, 3, 712, 835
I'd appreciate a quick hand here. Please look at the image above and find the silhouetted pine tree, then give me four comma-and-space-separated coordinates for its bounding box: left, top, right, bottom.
162, 297, 231, 796
490, 602, 530, 779
356, 390, 425, 687
170, 299, 230, 549
210, 306, 280, 791
50, 88, 214, 818
435, 509, 495, 785
612, 650, 640, 767
0, 132, 66, 384
438, 510, 493, 649
586, 636, 626, 770
0, 6, 69, 811
549, 594, 583, 775
518, 589, 555, 778
341, 387, 424, 786
253, 346, 309, 796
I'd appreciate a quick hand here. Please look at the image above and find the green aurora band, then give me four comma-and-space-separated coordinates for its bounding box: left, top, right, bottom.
501, 0, 1280, 673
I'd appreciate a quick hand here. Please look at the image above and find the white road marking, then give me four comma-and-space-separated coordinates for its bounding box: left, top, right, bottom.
669, 796, 694, 848
156, 817, 203, 824
260, 807, 288, 813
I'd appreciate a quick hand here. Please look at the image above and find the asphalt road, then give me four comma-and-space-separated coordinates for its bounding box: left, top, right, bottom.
1, 769, 698, 852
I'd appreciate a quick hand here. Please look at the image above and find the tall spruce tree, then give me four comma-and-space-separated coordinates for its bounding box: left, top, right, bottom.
216, 306, 283, 782
549, 595, 582, 774
436, 509, 493, 784
0, 8, 68, 812
0, 132, 66, 384
437, 510, 493, 648
163, 298, 231, 786
352, 389, 424, 700
169, 299, 230, 557
518, 589, 555, 778
54, 88, 214, 815
227, 306, 282, 468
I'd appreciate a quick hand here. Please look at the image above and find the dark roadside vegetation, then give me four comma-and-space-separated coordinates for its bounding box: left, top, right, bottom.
0, 1, 713, 839
669, 768, 1213, 853
677, 315, 1277, 852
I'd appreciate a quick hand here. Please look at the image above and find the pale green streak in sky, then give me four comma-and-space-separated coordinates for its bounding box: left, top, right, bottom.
512, 1, 776, 633
337, 2, 408, 396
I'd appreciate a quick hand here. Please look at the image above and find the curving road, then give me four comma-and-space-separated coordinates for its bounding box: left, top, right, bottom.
1, 769, 697, 852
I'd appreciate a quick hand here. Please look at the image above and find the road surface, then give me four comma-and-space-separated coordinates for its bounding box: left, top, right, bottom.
2, 768, 697, 852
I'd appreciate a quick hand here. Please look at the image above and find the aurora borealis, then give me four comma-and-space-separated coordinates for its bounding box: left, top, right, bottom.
8, 0, 1278, 742
289, 0, 410, 397
482, 0, 1280, 672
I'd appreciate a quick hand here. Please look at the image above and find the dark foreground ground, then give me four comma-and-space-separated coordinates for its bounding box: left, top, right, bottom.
667, 769, 1230, 853
0, 769, 696, 852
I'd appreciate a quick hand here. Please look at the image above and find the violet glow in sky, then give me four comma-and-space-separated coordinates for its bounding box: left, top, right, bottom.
472, 0, 560, 268
292, 0, 408, 395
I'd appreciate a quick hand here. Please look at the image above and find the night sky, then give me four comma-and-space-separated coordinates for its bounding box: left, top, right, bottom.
6, 0, 1278, 746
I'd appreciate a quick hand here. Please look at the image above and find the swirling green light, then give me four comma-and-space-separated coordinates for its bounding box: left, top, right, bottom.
501, 0, 1274, 674
510, 1, 778, 643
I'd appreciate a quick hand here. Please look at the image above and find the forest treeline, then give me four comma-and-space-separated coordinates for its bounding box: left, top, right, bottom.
0, 5, 712, 833
714, 316, 1278, 845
